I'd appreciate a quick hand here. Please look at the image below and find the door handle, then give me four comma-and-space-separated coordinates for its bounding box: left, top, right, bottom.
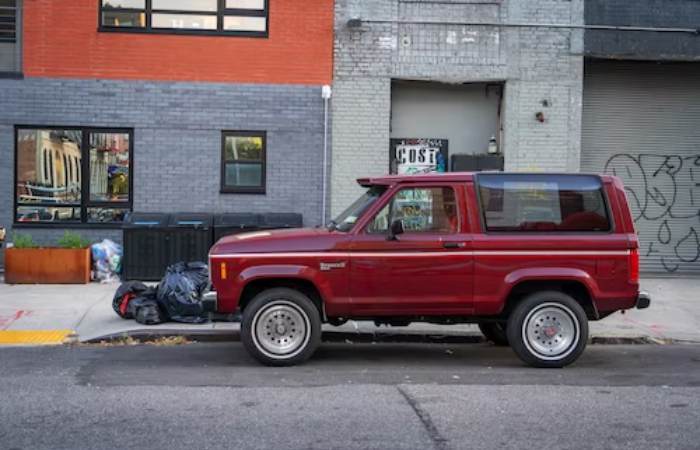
443, 242, 466, 249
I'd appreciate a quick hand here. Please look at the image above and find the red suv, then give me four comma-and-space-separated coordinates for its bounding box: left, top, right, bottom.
206, 173, 650, 368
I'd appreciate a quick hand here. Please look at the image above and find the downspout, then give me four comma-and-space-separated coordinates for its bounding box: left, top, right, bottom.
321, 85, 332, 226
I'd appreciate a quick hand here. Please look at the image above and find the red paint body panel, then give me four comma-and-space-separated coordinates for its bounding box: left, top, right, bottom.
209, 172, 640, 320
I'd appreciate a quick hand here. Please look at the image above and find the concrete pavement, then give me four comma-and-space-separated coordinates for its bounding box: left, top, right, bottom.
0, 276, 697, 345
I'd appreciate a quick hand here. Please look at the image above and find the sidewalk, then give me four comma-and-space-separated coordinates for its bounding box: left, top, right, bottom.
0, 277, 697, 345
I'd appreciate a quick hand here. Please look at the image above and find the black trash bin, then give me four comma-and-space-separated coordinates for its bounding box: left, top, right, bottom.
213, 213, 261, 242
259, 213, 303, 230
123, 212, 170, 281
167, 213, 213, 267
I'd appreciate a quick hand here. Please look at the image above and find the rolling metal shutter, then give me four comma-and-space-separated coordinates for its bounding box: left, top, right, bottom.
581, 60, 700, 275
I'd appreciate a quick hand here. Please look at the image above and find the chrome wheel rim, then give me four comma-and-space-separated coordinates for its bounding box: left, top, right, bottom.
522, 302, 580, 361
252, 300, 310, 359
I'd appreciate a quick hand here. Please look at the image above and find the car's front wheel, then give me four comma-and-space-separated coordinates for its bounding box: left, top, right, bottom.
241, 288, 321, 366
507, 291, 588, 368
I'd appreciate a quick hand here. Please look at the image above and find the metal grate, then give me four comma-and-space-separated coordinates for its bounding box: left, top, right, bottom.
0, 0, 16, 43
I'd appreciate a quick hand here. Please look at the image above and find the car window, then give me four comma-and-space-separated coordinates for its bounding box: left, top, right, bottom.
332, 185, 387, 232
477, 174, 611, 232
367, 187, 458, 234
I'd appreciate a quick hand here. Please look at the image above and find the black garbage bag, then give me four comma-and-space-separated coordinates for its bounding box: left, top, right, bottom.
130, 297, 165, 325
112, 281, 153, 319
156, 262, 209, 324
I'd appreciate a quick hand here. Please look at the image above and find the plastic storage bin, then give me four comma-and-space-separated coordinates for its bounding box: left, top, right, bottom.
123, 213, 170, 281
213, 213, 261, 242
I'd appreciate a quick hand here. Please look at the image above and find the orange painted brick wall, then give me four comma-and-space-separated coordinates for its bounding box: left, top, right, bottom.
23, 0, 333, 84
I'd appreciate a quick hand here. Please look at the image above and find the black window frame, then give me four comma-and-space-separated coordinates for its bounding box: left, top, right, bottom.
98, 0, 269, 38
13, 125, 135, 228
474, 173, 614, 234
0, 0, 22, 77
220, 130, 266, 194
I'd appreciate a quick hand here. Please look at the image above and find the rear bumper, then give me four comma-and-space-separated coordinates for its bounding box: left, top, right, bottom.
636, 290, 651, 309
202, 290, 218, 313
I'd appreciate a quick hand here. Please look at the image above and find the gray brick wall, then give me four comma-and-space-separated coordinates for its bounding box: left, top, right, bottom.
0, 77, 326, 265
331, 0, 584, 215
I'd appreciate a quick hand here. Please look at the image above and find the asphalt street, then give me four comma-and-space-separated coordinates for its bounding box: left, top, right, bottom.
1, 342, 699, 450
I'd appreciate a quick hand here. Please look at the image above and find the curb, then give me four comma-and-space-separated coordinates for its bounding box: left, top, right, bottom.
80, 329, 680, 346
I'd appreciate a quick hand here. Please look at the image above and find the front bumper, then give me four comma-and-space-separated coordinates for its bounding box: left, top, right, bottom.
202, 290, 218, 313
636, 290, 651, 309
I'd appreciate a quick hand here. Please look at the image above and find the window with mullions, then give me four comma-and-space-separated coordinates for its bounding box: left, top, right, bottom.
100, 0, 268, 36
0, 0, 21, 73
221, 131, 266, 194
15, 127, 133, 225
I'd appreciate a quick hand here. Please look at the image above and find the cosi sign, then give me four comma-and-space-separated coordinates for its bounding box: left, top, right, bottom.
390, 138, 448, 174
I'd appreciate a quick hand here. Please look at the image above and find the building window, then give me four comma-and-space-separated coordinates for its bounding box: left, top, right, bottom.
221, 131, 266, 194
0, 0, 21, 74
99, 0, 268, 37
15, 127, 133, 225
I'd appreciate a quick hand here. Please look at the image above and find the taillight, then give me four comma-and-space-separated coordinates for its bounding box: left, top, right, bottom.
629, 249, 639, 283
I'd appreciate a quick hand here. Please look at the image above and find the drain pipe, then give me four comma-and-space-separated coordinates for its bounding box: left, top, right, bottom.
321, 85, 332, 226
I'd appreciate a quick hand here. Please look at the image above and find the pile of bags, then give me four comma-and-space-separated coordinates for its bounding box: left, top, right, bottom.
92, 239, 122, 283
112, 262, 209, 325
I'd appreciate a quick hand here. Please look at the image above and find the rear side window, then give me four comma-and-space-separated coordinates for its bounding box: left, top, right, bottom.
477, 174, 611, 232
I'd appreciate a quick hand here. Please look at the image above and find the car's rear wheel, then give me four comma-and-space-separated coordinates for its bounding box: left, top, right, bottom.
478, 322, 509, 346
241, 288, 321, 366
507, 291, 588, 368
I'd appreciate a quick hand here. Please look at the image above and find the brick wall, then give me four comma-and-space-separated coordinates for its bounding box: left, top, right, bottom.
0, 77, 326, 260
331, 0, 584, 215
22, 0, 333, 84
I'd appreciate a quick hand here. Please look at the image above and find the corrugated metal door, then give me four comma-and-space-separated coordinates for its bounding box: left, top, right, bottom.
581, 60, 700, 275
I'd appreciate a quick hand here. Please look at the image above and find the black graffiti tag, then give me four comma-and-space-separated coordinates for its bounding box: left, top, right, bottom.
604, 154, 700, 273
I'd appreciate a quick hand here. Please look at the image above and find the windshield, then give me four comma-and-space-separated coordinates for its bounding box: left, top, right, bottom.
332, 185, 387, 232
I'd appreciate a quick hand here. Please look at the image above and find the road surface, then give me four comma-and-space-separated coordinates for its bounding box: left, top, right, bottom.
1, 342, 699, 449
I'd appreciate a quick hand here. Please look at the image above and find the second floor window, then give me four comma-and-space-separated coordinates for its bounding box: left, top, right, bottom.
0, 0, 20, 73
100, 0, 268, 36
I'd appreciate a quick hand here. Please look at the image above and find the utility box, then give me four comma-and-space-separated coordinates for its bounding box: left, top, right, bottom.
213, 213, 261, 243
451, 154, 504, 172
123, 213, 170, 281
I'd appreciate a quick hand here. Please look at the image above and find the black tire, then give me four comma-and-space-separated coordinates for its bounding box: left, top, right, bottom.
478, 322, 509, 346
241, 288, 322, 367
506, 291, 588, 368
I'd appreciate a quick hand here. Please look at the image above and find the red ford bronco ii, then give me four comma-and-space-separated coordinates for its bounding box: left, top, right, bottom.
206, 173, 650, 368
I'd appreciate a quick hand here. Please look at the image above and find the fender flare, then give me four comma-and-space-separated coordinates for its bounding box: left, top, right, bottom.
498, 268, 601, 316
237, 264, 333, 306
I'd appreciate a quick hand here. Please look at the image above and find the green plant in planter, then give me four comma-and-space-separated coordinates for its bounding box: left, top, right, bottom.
57, 231, 92, 249
12, 233, 38, 249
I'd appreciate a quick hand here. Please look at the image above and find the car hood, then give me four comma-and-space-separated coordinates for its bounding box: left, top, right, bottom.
209, 227, 347, 255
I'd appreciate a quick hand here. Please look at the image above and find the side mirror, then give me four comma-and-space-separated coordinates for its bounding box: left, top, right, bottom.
388, 219, 404, 240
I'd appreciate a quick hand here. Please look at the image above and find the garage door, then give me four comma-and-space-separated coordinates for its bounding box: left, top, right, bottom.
581, 60, 700, 275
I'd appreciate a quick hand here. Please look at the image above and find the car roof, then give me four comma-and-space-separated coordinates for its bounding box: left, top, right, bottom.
357, 172, 613, 186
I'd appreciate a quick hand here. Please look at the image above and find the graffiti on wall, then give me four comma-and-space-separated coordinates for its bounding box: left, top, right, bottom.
604, 154, 700, 272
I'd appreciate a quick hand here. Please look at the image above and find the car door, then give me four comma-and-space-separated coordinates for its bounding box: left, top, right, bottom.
348, 183, 474, 315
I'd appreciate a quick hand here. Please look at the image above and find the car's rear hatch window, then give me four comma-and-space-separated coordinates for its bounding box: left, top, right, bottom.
477, 174, 611, 232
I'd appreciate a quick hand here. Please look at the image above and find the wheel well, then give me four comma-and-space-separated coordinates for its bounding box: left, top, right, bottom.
238, 278, 324, 317
503, 280, 597, 320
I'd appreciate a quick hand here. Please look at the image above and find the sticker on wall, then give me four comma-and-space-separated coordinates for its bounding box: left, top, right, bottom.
390, 138, 448, 175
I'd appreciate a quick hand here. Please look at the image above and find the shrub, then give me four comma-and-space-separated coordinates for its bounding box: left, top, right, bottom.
12, 233, 38, 249
57, 231, 91, 249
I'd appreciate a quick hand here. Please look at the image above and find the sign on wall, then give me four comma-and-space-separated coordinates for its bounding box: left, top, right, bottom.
390, 138, 448, 175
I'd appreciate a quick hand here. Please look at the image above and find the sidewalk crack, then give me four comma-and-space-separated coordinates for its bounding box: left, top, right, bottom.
397, 385, 449, 450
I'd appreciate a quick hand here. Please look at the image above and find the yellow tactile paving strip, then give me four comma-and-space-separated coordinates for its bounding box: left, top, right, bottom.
0, 330, 75, 345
